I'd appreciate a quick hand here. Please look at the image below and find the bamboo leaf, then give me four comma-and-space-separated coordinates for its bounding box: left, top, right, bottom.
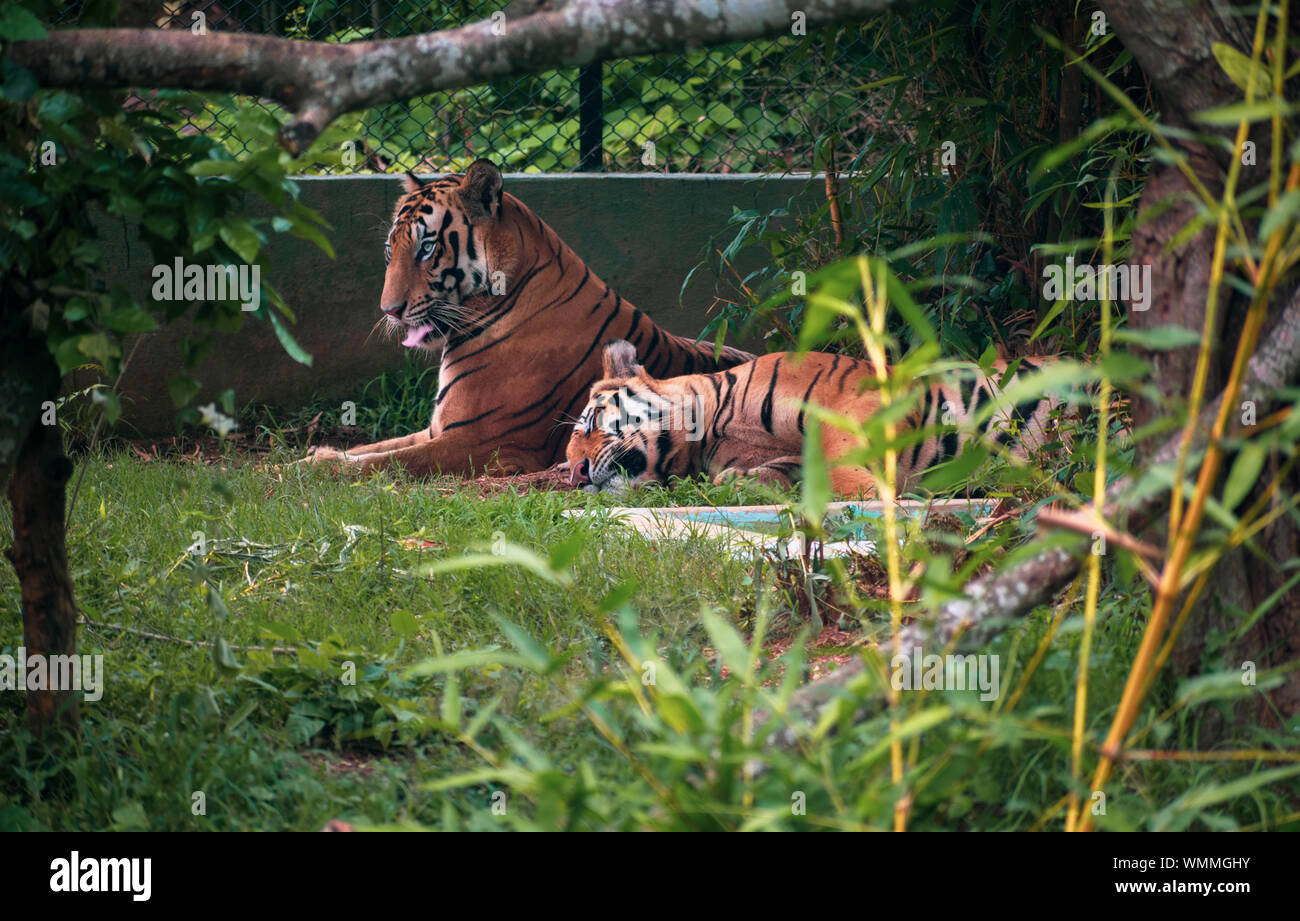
1152, 764, 1300, 831
1112, 325, 1202, 350
418, 544, 570, 586
1211, 42, 1271, 98
1259, 189, 1300, 242
1193, 98, 1292, 126
1222, 440, 1268, 512
853, 706, 954, 769
800, 420, 830, 526
701, 609, 751, 680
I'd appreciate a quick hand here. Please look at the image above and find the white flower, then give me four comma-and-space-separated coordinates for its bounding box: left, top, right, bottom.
197, 403, 238, 438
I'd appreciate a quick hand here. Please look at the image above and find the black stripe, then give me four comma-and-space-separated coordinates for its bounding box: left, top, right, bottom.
837, 358, 859, 389
901, 384, 932, 472
967, 379, 992, 451
796, 368, 826, 435
1011, 397, 1041, 428
589, 284, 612, 315
739, 361, 758, 405
710, 371, 740, 444
941, 427, 960, 462
503, 309, 622, 422
559, 267, 592, 307
654, 429, 674, 478
441, 262, 550, 352
548, 387, 598, 449
496, 394, 568, 440
760, 359, 782, 434
442, 405, 503, 432
969, 379, 989, 419
435, 363, 489, 406
622, 310, 641, 341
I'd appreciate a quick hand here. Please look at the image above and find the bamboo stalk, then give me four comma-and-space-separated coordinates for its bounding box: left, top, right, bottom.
857, 256, 909, 830
1067, 176, 1116, 830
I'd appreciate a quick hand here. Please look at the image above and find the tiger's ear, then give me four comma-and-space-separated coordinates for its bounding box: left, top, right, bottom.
401, 172, 425, 194
457, 159, 503, 224
602, 340, 644, 379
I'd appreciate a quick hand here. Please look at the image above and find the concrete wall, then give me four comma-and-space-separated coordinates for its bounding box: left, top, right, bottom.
94, 173, 820, 434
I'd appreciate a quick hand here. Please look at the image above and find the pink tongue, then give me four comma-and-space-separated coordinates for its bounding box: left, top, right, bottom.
401, 325, 433, 348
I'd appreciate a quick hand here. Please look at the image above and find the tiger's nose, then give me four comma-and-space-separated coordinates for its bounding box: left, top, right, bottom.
381, 301, 405, 317
570, 459, 591, 486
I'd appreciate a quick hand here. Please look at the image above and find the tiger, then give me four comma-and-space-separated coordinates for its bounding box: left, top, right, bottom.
565, 339, 1069, 497
305, 159, 754, 477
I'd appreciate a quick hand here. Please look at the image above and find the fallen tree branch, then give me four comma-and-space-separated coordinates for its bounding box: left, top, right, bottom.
77, 616, 295, 655
1035, 508, 1162, 562
767, 285, 1300, 749
10, 0, 910, 155
1035, 507, 1164, 588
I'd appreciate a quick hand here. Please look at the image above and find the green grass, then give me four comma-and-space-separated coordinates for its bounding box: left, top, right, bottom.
1, 446, 1296, 831
0, 447, 767, 830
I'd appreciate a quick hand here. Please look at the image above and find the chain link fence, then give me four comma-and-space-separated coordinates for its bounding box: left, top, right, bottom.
56, 0, 882, 174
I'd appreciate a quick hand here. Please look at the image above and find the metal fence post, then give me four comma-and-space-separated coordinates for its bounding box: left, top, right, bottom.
577, 61, 604, 171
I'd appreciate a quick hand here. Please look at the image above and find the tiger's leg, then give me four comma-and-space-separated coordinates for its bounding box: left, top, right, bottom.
828, 466, 878, 499
712, 460, 879, 498
308, 429, 539, 478
713, 456, 803, 489
307, 428, 431, 463
820, 428, 880, 499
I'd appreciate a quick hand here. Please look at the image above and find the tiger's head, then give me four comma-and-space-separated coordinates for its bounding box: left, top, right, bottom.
567, 340, 683, 491
380, 159, 511, 350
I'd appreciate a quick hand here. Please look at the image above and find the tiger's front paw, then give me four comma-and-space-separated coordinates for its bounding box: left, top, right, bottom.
712, 467, 748, 487
713, 466, 793, 489
299, 445, 350, 466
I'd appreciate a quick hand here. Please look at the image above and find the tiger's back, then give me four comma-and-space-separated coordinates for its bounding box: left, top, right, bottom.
567, 340, 1072, 496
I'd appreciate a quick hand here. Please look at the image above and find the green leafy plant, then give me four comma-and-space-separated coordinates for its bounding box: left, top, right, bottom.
688, 0, 1153, 360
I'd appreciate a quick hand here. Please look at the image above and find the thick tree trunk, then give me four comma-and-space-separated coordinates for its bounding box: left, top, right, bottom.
4, 352, 79, 733
1130, 160, 1300, 733
1101, 0, 1300, 733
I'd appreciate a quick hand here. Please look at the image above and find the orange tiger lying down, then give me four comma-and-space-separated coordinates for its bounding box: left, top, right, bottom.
304, 160, 752, 478
565, 340, 1064, 497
